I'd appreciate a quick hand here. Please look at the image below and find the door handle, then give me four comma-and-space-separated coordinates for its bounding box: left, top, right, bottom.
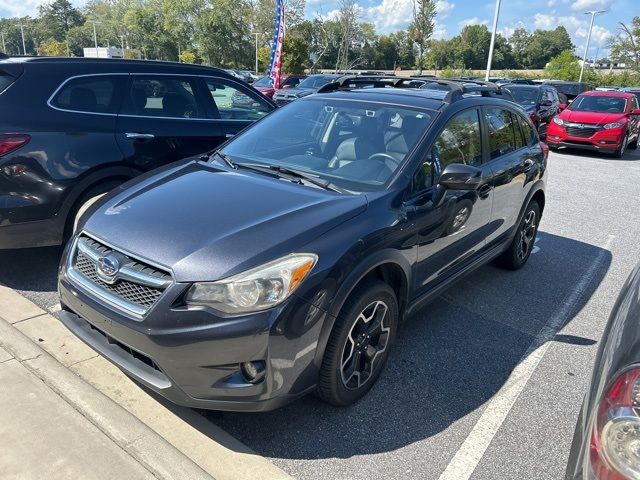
478, 184, 493, 198
522, 159, 535, 172
125, 132, 155, 141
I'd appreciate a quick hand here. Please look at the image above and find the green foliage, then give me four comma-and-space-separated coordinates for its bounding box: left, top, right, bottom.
38, 39, 69, 56
283, 34, 309, 73
544, 50, 581, 81
38, 0, 84, 42
179, 49, 197, 63
408, 0, 436, 73
609, 17, 640, 71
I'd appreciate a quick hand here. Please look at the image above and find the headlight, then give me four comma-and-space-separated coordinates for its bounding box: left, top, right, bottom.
185, 254, 318, 314
603, 121, 625, 130
552, 117, 564, 126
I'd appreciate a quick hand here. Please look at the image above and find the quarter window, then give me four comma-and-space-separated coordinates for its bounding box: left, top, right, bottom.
120, 76, 204, 119
485, 108, 518, 160
51, 75, 123, 114
205, 79, 271, 121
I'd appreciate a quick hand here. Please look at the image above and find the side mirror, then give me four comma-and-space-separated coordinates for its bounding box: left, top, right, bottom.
438, 163, 482, 190
631, 109, 640, 116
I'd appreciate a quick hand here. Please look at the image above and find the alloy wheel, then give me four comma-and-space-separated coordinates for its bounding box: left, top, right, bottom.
517, 210, 537, 261
340, 300, 391, 390
452, 206, 470, 230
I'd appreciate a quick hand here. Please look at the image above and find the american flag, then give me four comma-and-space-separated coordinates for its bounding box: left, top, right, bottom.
268, 0, 285, 90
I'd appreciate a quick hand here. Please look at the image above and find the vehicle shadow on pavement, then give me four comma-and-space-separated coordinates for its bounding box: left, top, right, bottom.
201, 231, 611, 461
554, 147, 640, 162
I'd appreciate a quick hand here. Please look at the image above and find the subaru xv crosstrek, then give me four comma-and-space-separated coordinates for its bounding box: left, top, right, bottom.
58, 80, 548, 411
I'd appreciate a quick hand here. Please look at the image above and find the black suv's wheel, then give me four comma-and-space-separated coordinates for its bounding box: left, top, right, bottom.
317, 279, 398, 406
628, 134, 638, 150
496, 201, 540, 270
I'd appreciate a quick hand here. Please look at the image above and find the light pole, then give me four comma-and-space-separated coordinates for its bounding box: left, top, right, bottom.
485, 0, 502, 81
90, 20, 100, 58
17, 24, 27, 55
1, 32, 6, 54
579, 10, 605, 83
252, 32, 260, 74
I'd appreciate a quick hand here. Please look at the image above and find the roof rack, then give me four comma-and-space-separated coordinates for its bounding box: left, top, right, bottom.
316, 75, 506, 103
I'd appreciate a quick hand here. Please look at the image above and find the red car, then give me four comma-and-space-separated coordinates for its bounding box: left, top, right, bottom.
252, 75, 307, 99
547, 91, 640, 158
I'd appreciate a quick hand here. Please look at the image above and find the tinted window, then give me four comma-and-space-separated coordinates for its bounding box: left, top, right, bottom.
485, 108, 517, 160
518, 114, 535, 146
545, 90, 556, 103
205, 78, 271, 121
513, 112, 527, 149
509, 88, 538, 106
51, 75, 122, 114
121, 76, 204, 118
297, 75, 338, 89
253, 76, 273, 88
284, 77, 303, 87
431, 108, 483, 174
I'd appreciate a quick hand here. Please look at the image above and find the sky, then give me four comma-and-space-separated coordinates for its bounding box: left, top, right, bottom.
0, 0, 635, 57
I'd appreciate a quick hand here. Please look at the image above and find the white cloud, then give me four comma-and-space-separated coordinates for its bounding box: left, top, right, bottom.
435, 1, 455, 19
570, 0, 611, 11
533, 13, 584, 31
362, 0, 414, 33
1, 0, 46, 17
547, 0, 556, 6
458, 17, 489, 29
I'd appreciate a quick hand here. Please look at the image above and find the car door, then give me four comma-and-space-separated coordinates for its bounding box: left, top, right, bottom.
537, 88, 558, 136
115, 74, 224, 172
202, 77, 273, 141
406, 107, 495, 296
630, 95, 640, 139
483, 107, 539, 247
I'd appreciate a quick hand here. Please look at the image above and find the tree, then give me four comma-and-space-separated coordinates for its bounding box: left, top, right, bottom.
179, 50, 197, 63
283, 35, 309, 73
38, 0, 84, 41
544, 50, 581, 81
335, 0, 361, 70
196, 0, 252, 67
38, 39, 68, 56
609, 17, 640, 71
408, 0, 436, 74
509, 28, 530, 68
522, 27, 574, 68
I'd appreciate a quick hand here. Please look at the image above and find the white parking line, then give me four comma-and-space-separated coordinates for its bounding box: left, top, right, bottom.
438, 234, 615, 480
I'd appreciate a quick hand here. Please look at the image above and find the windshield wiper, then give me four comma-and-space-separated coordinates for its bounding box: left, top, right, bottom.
236, 162, 346, 193
207, 150, 236, 169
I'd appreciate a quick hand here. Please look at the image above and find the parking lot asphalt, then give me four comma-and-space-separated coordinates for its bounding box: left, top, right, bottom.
1, 147, 639, 480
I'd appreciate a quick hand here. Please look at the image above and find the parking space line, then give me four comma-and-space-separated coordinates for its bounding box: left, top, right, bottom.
438, 234, 615, 480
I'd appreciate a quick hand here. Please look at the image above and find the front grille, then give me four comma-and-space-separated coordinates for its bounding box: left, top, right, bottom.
565, 124, 602, 138
69, 235, 172, 316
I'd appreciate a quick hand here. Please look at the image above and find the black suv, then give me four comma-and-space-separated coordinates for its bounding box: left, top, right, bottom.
58, 79, 548, 411
0, 57, 275, 249
543, 81, 592, 107
504, 84, 560, 137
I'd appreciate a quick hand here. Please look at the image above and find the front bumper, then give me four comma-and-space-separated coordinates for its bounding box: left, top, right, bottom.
58, 266, 327, 411
546, 124, 624, 153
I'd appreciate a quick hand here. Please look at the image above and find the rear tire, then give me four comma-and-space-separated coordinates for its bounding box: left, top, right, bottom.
317, 279, 398, 406
496, 201, 540, 270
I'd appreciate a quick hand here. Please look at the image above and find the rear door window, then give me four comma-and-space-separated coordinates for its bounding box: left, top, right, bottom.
50, 75, 125, 114
120, 76, 206, 119
485, 107, 518, 160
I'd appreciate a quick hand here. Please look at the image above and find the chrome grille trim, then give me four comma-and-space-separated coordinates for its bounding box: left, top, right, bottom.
67, 233, 174, 319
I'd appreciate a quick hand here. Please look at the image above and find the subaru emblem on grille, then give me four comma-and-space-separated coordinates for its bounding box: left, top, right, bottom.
97, 255, 120, 283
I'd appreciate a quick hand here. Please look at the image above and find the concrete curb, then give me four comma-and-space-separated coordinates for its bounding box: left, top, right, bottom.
0, 314, 214, 480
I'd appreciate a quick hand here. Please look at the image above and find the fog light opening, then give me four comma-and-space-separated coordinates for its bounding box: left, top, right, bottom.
241, 360, 266, 384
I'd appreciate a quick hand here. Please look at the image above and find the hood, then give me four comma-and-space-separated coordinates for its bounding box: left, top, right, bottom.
274, 87, 315, 98
83, 161, 367, 282
560, 109, 627, 125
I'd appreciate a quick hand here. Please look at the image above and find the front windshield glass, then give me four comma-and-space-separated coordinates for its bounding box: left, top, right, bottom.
297, 75, 338, 89
254, 76, 273, 88
509, 88, 538, 105
569, 95, 627, 113
219, 98, 436, 191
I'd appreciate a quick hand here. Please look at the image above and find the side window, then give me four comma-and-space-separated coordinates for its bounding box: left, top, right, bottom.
545, 90, 555, 103
120, 76, 204, 119
51, 75, 123, 114
432, 109, 483, 169
285, 77, 302, 88
512, 112, 526, 149
518, 115, 535, 146
485, 108, 517, 160
632, 96, 639, 110
205, 78, 271, 121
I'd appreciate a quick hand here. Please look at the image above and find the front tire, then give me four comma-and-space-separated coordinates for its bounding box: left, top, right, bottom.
496, 201, 540, 270
613, 133, 628, 158
317, 279, 398, 406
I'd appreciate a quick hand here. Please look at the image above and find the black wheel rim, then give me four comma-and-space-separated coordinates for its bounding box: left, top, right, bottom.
517, 210, 537, 261
340, 300, 390, 390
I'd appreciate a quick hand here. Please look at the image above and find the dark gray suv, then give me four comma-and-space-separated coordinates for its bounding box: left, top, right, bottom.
58, 80, 548, 411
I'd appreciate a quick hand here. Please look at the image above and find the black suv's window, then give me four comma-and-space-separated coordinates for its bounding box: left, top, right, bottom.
432, 108, 483, 169
205, 78, 271, 121
485, 107, 518, 160
517, 114, 535, 146
51, 75, 123, 114
120, 76, 204, 119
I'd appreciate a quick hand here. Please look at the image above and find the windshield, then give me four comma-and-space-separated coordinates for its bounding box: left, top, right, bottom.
219, 98, 435, 191
508, 88, 538, 105
569, 95, 627, 113
549, 83, 582, 96
297, 75, 338, 89
254, 76, 273, 88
